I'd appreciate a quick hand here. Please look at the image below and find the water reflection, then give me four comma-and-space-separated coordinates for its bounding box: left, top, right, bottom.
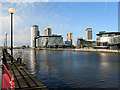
30, 50, 40, 74
98, 53, 110, 68
43, 50, 51, 74
98, 53, 118, 72
16, 49, 119, 88
29, 50, 35, 74
96, 53, 118, 87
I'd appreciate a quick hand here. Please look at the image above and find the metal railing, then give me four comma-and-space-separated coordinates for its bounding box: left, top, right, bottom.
2, 49, 8, 69
0, 53, 3, 89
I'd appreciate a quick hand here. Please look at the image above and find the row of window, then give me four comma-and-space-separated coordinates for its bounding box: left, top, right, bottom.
97, 42, 108, 46
99, 34, 116, 37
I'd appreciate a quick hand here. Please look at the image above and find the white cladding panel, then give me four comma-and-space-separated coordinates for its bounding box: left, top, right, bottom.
113, 35, 120, 44
37, 37, 64, 47
97, 36, 120, 44
99, 37, 113, 43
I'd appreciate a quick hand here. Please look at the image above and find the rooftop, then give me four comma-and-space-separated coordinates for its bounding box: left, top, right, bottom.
31, 25, 38, 27
96, 32, 120, 36
86, 28, 92, 31
36, 35, 62, 39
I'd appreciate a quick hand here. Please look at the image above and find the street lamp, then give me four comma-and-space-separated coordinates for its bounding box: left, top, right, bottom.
9, 8, 15, 63
4, 38, 6, 49
5, 32, 7, 50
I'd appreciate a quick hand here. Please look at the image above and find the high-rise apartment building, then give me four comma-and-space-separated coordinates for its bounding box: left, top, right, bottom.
31, 25, 39, 48
67, 33, 72, 45
86, 28, 92, 41
45, 28, 52, 36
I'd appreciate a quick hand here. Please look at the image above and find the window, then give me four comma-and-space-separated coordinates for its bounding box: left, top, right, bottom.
103, 43, 108, 46
108, 34, 115, 37
101, 34, 107, 37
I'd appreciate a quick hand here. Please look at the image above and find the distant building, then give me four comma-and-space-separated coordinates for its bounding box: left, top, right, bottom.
45, 28, 52, 36
31, 25, 64, 48
64, 41, 71, 48
76, 38, 96, 48
95, 31, 120, 49
86, 28, 92, 41
36, 35, 64, 48
67, 33, 72, 45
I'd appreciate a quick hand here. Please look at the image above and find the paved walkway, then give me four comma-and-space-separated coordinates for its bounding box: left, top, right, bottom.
73, 49, 120, 53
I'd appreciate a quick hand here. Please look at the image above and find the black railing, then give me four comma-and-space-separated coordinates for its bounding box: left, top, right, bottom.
0, 55, 3, 90
2, 49, 8, 69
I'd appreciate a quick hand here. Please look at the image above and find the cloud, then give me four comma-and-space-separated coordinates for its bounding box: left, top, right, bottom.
1, 0, 49, 2
0, 15, 23, 45
0, 2, 37, 46
2, 0, 119, 2
0, 15, 22, 33
14, 27, 30, 44
1, 27, 30, 46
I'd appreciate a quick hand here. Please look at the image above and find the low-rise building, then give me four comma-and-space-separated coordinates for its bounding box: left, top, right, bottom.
95, 31, 120, 49
36, 35, 64, 48
76, 38, 96, 48
64, 41, 71, 48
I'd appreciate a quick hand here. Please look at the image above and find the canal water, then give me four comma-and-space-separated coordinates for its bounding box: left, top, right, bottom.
13, 49, 119, 88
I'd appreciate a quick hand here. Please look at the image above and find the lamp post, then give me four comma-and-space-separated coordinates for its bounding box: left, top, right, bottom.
4, 38, 5, 49
5, 32, 7, 50
9, 8, 15, 63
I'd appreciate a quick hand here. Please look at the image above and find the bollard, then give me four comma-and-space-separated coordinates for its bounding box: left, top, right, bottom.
17, 58, 22, 64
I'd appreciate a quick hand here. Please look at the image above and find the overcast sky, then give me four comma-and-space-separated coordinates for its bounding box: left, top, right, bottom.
0, 0, 119, 46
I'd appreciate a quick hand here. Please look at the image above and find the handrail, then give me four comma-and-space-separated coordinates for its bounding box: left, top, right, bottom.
0, 55, 3, 89
2, 49, 8, 69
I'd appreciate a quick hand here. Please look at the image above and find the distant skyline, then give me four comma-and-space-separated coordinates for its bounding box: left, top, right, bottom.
0, 1, 118, 46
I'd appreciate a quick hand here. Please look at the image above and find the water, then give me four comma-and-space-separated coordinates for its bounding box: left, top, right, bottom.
13, 49, 119, 88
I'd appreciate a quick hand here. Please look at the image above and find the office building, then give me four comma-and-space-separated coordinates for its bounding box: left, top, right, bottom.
67, 33, 72, 45
45, 28, 52, 36
36, 35, 64, 48
95, 31, 120, 49
86, 28, 92, 41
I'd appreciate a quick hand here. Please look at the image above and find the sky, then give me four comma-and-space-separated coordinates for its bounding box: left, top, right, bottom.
0, 0, 119, 46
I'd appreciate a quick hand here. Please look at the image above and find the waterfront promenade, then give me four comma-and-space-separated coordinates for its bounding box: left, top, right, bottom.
32, 47, 120, 53
73, 48, 120, 53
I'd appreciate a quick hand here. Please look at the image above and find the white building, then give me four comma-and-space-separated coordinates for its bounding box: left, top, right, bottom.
36, 35, 64, 48
30, 25, 64, 48
96, 31, 120, 49
30, 25, 39, 48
